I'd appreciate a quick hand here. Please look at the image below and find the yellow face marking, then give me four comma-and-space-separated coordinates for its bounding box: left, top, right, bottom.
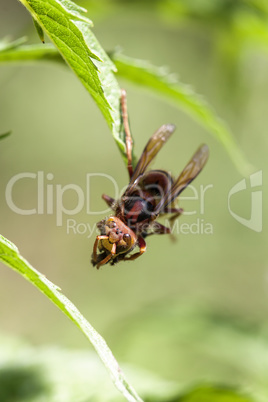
100, 238, 114, 253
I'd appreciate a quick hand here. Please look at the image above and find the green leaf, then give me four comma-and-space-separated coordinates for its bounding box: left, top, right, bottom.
0, 131, 11, 140
0, 335, 181, 402
17, 0, 123, 156
0, 35, 253, 174
32, 18, 45, 43
0, 41, 63, 63
178, 384, 254, 402
0, 234, 142, 402
0, 36, 27, 52
109, 51, 253, 176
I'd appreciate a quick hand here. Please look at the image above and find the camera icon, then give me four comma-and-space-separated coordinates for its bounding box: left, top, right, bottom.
228, 170, 262, 232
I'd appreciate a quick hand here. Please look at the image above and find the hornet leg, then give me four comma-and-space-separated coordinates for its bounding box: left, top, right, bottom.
121, 89, 134, 179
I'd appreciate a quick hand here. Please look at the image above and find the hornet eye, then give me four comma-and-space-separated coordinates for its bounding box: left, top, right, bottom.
123, 233, 131, 243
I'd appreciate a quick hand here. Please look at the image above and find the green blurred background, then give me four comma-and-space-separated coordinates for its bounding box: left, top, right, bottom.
0, 0, 267, 399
